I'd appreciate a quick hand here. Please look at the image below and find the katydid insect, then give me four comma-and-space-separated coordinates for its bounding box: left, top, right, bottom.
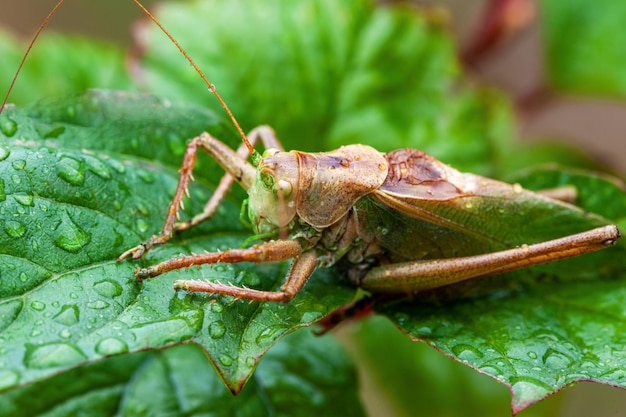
4, 1, 621, 303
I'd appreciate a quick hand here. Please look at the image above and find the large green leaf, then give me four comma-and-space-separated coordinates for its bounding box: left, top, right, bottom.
0, 328, 363, 417
0, 91, 356, 395
540, 0, 626, 98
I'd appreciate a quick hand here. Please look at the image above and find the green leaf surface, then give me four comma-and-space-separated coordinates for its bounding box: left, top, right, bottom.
0, 90, 356, 394
0, 328, 363, 417
540, 0, 626, 98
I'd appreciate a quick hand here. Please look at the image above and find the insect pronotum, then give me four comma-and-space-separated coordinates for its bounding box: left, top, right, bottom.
4, 0, 621, 303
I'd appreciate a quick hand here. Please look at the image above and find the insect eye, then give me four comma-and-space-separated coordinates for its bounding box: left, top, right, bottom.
274, 179, 292, 197
260, 170, 275, 190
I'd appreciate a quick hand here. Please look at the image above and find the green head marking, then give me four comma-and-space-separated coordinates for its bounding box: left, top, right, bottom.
250, 150, 262, 167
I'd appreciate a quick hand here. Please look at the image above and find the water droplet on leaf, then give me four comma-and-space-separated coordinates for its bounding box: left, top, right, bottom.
52, 304, 80, 326
219, 354, 233, 367
53, 213, 91, 253
136, 219, 149, 233
95, 337, 129, 356
208, 320, 226, 339
4, 221, 26, 239
93, 279, 123, 298
0, 370, 20, 390
30, 301, 46, 311
210, 302, 224, 313
86, 300, 110, 310
0, 118, 17, 137
57, 156, 84, 186
13, 193, 34, 207
24, 342, 87, 368
11, 159, 25, 170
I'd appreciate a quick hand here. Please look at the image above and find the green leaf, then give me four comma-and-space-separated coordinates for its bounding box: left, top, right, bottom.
0, 91, 356, 394
0, 31, 133, 107
0, 329, 364, 417
136, 0, 514, 176
540, 0, 626, 98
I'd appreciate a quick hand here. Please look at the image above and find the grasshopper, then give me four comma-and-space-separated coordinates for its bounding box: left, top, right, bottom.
6, 1, 622, 303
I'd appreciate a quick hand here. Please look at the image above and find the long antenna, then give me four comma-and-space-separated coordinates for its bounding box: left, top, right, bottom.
130, 0, 255, 154
0, 0, 65, 114
1, 0, 256, 156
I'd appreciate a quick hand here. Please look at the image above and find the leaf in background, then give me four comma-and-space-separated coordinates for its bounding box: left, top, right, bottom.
345, 316, 563, 417
135, 0, 515, 176
540, 0, 626, 98
0, 90, 356, 395
0, 329, 364, 417
0, 31, 133, 107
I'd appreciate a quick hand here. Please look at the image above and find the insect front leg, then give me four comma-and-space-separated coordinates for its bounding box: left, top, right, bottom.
357, 225, 620, 294
136, 240, 318, 302
175, 125, 284, 232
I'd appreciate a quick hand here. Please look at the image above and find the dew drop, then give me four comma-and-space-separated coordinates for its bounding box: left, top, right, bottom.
95, 337, 129, 356
136, 219, 149, 233
11, 159, 26, 170
53, 304, 80, 326
0, 370, 20, 390
30, 301, 46, 311
53, 213, 91, 253
218, 354, 233, 367
0, 118, 17, 137
4, 221, 26, 239
240, 271, 260, 287
59, 328, 72, 339
113, 200, 122, 211
210, 302, 224, 313
208, 320, 226, 339
255, 326, 279, 344
24, 342, 87, 369
245, 356, 256, 368
93, 279, 123, 298
87, 300, 110, 310
0, 146, 9, 161
13, 193, 34, 207
451, 344, 484, 360
527, 351, 538, 360
10, 174, 20, 184
19, 272, 28, 282
84, 155, 111, 180
57, 156, 85, 186
137, 169, 154, 183
30, 329, 42, 337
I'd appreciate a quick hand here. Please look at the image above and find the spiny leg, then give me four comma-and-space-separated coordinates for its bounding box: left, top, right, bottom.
136, 239, 317, 302
118, 126, 280, 261
175, 125, 284, 232
358, 225, 620, 294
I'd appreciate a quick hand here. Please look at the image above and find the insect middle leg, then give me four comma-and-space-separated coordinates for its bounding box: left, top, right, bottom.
357, 225, 620, 294
136, 240, 317, 302
118, 126, 282, 261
